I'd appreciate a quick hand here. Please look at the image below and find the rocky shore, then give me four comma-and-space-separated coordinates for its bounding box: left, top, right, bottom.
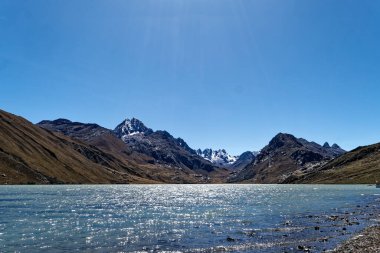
333, 225, 380, 252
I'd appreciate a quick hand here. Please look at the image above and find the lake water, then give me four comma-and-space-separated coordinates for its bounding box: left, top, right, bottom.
0, 185, 379, 252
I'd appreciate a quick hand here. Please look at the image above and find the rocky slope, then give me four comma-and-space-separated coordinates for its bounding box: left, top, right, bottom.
113, 118, 218, 174
229, 151, 257, 170
285, 142, 380, 184
228, 133, 346, 183
38, 118, 136, 160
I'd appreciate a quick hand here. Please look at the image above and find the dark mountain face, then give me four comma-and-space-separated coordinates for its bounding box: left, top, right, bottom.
228, 151, 256, 171
267, 133, 302, 151
38, 119, 111, 142
330, 143, 345, 156
297, 139, 346, 158
323, 142, 344, 154
229, 133, 346, 183
285, 142, 380, 184
177, 138, 197, 155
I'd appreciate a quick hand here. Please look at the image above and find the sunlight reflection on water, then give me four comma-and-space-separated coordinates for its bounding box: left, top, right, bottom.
0, 184, 379, 252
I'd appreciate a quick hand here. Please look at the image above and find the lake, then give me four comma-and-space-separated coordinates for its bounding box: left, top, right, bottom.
0, 185, 379, 252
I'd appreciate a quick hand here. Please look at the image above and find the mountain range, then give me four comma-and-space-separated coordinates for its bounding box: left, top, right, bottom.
228, 133, 345, 183
1, 108, 379, 184
196, 149, 258, 171
37, 117, 227, 184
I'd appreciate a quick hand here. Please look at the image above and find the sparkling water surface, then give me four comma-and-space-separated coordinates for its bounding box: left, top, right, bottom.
0, 184, 379, 252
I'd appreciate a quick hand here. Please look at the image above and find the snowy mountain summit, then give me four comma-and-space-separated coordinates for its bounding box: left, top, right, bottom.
114, 118, 152, 139
196, 148, 238, 166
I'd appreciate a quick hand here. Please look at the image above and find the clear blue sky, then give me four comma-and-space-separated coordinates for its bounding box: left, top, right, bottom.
1, 0, 380, 155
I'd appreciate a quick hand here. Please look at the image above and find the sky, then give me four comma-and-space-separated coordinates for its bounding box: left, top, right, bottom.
1, 0, 380, 155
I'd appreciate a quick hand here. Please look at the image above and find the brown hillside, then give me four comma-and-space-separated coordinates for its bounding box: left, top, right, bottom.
0, 110, 160, 184
287, 142, 380, 184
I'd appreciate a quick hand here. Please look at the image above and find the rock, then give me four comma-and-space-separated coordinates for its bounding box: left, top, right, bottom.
244, 231, 256, 237
334, 226, 380, 252
328, 215, 339, 221
330, 143, 339, 148
315, 226, 320, 230
226, 236, 235, 242
215, 246, 228, 251
323, 142, 331, 148
297, 245, 311, 252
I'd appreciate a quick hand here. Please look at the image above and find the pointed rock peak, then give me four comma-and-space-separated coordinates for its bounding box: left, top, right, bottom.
124, 117, 146, 128
202, 148, 212, 157
268, 133, 300, 149
323, 142, 331, 148
114, 117, 152, 136
176, 137, 187, 146
273, 133, 297, 140
238, 151, 257, 159
331, 143, 341, 149
214, 149, 226, 155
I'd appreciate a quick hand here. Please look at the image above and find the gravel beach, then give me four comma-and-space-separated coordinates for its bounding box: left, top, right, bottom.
334, 225, 380, 252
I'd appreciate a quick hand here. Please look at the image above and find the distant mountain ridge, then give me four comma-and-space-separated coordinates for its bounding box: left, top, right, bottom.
228, 133, 346, 183
284, 142, 380, 184
38, 118, 111, 141
196, 148, 238, 166
196, 148, 258, 170
36, 117, 350, 184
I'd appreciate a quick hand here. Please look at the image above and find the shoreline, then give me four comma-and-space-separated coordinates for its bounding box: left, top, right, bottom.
333, 225, 380, 252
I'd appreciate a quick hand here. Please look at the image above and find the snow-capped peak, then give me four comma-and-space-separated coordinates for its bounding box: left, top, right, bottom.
114, 118, 152, 138
196, 148, 238, 166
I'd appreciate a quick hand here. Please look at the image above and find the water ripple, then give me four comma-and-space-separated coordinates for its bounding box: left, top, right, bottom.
0, 184, 379, 252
